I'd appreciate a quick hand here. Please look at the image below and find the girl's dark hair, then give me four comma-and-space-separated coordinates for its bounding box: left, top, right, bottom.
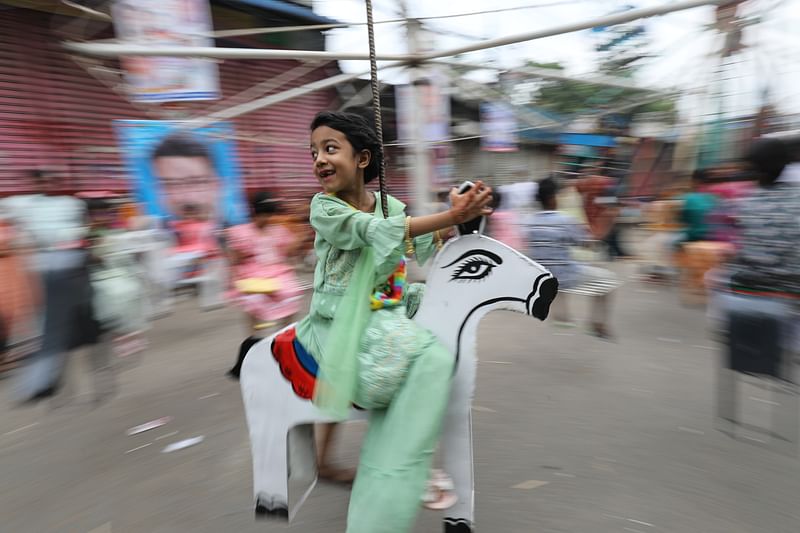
535, 176, 558, 207
251, 191, 279, 215
310, 111, 381, 183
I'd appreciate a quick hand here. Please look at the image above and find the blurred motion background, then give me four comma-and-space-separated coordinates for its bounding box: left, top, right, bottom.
1, 0, 799, 531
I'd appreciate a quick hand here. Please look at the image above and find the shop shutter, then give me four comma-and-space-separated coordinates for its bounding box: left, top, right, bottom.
0, 8, 338, 200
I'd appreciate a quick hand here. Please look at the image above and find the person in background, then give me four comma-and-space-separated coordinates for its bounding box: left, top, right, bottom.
525, 176, 617, 339
0, 211, 40, 374
725, 138, 800, 298
707, 138, 800, 379
576, 163, 631, 260
1, 170, 97, 404
486, 189, 523, 251
170, 203, 218, 280
701, 164, 756, 245
676, 168, 718, 246
81, 198, 147, 403
225, 191, 302, 379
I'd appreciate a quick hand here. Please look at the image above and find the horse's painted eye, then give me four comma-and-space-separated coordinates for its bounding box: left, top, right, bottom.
452, 257, 497, 281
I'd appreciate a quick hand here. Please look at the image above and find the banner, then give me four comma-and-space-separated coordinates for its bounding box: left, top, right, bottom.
114, 120, 248, 227
480, 102, 518, 152
396, 75, 451, 144
112, 0, 220, 102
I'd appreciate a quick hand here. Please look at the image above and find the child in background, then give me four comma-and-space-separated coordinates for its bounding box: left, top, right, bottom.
226, 192, 302, 378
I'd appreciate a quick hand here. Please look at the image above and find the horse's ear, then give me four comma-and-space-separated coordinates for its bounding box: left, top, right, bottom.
456, 216, 486, 236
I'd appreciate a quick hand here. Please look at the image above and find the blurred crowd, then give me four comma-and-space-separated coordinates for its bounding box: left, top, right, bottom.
482, 136, 799, 378
0, 169, 314, 405
1, 136, 798, 405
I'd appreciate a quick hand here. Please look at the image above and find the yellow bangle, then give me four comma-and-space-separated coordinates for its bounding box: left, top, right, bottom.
404, 216, 415, 256
434, 230, 443, 250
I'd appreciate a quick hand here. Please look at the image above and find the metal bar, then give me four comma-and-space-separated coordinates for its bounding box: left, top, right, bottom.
190, 60, 328, 120
61, 42, 414, 62
419, 0, 726, 61
337, 81, 383, 111
211, 19, 406, 39
184, 63, 409, 129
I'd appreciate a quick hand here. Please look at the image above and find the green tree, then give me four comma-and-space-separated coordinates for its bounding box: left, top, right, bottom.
525, 53, 677, 122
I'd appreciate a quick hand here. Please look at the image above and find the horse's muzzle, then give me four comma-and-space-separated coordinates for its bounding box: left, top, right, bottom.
527, 276, 559, 321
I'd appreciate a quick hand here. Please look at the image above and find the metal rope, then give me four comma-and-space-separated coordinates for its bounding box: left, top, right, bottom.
364, 0, 389, 218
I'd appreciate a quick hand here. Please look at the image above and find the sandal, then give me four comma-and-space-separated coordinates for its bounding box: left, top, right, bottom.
422, 470, 458, 510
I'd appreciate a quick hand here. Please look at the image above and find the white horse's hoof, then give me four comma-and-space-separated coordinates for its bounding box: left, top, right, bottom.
255, 494, 289, 520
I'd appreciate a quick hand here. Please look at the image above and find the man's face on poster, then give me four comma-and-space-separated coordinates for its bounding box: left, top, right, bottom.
152, 154, 219, 220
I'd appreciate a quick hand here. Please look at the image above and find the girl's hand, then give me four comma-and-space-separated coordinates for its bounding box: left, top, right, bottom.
448, 180, 493, 224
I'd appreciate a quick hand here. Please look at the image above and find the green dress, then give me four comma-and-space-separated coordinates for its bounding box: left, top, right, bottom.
295, 192, 454, 533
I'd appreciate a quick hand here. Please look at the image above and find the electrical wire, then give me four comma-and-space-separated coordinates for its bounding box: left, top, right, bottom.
211, 1, 591, 39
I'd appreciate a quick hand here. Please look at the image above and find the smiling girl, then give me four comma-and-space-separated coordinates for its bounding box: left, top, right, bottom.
292, 111, 491, 532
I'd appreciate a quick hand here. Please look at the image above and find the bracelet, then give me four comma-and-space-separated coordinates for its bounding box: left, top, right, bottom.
434, 230, 443, 251
404, 216, 415, 256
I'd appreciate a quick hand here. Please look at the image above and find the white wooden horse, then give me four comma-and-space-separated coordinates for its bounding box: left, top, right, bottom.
239, 226, 558, 532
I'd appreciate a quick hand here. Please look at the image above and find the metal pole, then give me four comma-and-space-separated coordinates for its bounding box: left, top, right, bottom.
64, 0, 724, 62
405, 16, 433, 216
418, 0, 725, 61
62, 42, 413, 61
184, 63, 408, 129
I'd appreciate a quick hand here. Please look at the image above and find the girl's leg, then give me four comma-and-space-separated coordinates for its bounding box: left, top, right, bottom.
316, 422, 355, 482
346, 341, 453, 533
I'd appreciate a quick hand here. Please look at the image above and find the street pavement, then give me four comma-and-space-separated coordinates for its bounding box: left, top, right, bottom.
1, 261, 799, 533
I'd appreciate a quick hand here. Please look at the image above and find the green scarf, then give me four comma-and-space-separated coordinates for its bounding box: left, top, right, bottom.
313, 194, 406, 418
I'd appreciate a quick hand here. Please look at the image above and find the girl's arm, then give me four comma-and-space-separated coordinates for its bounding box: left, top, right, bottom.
408, 183, 492, 237
311, 181, 492, 251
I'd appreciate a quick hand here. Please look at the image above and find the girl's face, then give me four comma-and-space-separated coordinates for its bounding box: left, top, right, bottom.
310, 126, 370, 195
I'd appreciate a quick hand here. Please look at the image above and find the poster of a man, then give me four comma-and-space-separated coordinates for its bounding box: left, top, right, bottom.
115, 120, 248, 230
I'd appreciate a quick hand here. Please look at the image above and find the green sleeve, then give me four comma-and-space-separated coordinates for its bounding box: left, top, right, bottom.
413, 232, 437, 266
310, 193, 406, 276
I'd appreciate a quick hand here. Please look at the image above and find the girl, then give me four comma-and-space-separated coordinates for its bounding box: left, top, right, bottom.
226, 192, 303, 378
297, 111, 491, 532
